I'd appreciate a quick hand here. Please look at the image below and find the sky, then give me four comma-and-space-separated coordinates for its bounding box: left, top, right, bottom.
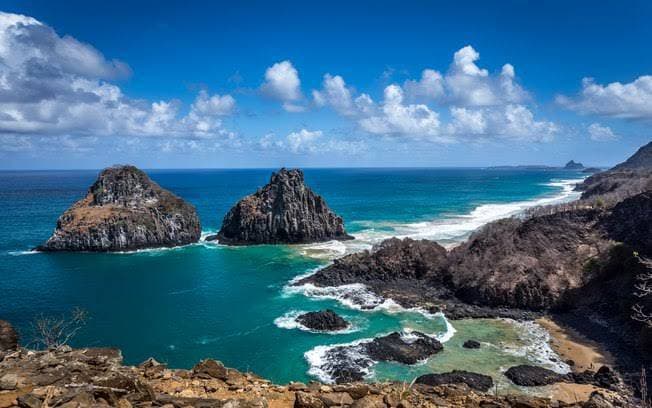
0, 0, 651, 169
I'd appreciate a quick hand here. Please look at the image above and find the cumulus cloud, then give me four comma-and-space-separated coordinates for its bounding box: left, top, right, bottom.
588, 123, 619, 141
261, 60, 304, 112
313, 45, 552, 143
0, 11, 237, 150
359, 85, 447, 142
557, 76, 652, 120
312, 74, 355, 115
403, 69, 444, 101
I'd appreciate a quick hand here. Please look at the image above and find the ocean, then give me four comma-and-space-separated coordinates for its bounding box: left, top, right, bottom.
0, 168, 584, 390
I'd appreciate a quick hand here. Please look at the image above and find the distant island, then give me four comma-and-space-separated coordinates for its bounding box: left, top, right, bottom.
488, 160, 602, 173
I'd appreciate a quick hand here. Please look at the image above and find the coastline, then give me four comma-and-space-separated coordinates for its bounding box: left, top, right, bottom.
537, 317, 617, 403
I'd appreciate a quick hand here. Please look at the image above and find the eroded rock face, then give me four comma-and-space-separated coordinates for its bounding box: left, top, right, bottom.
296, 310, 349, 332
415, 370, 494, 392
217, 168, 353, 245
38, 165, 201, 252
0, 320, 18, 351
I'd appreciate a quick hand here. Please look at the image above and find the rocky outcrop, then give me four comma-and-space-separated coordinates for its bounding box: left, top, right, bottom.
216, 168, 353, 245
565, 160, 585, 170
364, 332, 443, 365
415, 371, 493, 392
504, 365, 564, 386
462, 340, 480, 349
577, 141, 652, 202
299, 206, 611, 314
38, 165, 201, 252
296, 310, 349, 332
310, 331, 443, 384
0, 320, 18, 351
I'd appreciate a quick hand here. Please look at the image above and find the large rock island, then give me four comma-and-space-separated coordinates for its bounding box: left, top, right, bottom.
38, 165, 201, 252
215, 168, 353, 245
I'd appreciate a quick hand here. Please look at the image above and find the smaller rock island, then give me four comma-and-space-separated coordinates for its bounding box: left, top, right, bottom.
296, 310, 350, 332
38, 165, 201, 252
564, 160, 585, 170
215, 168, 353, 245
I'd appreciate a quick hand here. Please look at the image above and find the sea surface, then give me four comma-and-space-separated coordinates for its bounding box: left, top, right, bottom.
0, 168, 584, 390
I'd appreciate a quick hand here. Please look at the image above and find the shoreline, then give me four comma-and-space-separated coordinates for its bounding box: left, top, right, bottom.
537, 316, 617, 404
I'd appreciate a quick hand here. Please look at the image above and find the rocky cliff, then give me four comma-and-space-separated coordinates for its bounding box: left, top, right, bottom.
216, 168, 353, 245
38, 165, 201, 252
577, 141, 652, 202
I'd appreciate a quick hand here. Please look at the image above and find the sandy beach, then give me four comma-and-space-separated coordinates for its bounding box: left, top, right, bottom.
537, 317, 616, 403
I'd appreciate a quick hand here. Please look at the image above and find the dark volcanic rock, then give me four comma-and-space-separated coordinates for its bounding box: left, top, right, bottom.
0, 320, 18, 351
298, 237, 448, 288
297, 310, 349, 331
38, 165, 201, 252
364, 332, 443, 364
415, 370, 494, 392
217, 168, 353, 245
504, 365, 564, 386
314, 331, 443, 384
462, 340, 481, 349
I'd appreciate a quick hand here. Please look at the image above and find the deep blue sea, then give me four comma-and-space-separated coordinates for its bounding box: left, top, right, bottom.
0, 168, 584, 389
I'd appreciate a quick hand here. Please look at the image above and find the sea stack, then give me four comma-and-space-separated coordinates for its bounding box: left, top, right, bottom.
38, 165, 201, 252
216, 168, 353, 245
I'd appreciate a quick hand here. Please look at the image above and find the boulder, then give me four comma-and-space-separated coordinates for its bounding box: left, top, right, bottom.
296, 310, 350, 331
462, 340, 481, 349
364, 332, 443, 365
192, 359, 229, 380
217, 168, 353, 245
294, 391, 325, 408
415, 370, 494, 392
38, 165, 201, 252
0, 320, 18, 351
504, 365, 564, 386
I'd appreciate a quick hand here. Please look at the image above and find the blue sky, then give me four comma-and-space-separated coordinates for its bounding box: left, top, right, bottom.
0, 0, 651, 169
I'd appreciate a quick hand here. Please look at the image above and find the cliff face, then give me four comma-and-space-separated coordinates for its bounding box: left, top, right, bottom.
38, 166, 201, 252
217, 169, 353, 245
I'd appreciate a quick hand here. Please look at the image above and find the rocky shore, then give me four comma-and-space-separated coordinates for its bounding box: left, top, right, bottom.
294, 141, 652, 401
38, 166, 201, 252
0, 342, 631, 408
215, 168, 353, 245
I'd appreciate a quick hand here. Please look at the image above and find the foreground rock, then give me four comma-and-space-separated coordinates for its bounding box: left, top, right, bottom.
0, 320, 18, 351
0, 343, 636, 408
504, 365, 564, 386
216, 168, 353, 245
297, 310, 350, 331
415, 370, 494, 392
38, 165, 201, 252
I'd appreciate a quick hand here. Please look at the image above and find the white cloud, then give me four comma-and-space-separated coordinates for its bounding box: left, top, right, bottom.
286, 129, 322, 153
0, 11, 237, 149
359, 85, 446, 141
257, 129, 366, 155
588, 123, 619, 141
557, 76, 652, 120
403, 69, 444, 100
313, 46, 550, 143
312, 74, 355, 115
261, 60, 303, 112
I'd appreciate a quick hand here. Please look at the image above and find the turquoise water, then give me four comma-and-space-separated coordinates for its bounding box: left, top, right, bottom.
0, 168, 582, 386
